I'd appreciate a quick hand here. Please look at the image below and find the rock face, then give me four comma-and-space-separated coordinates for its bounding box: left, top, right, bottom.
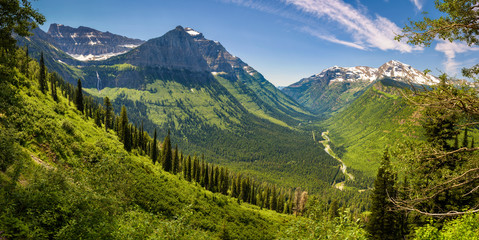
282, 60, 440, 114
47, 24, 145, 61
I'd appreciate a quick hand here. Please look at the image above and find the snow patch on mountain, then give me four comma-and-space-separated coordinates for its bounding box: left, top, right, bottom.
185, 27, 200, 36
67, 51, 128, 61
308, 60, 439, 85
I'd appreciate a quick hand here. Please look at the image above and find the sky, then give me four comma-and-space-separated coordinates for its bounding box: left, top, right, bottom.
31, 0, 479, 86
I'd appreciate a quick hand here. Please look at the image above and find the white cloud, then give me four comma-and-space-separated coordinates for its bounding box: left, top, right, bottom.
409, 0, 423, 10
301, 26, 366, 50
282, 0, 421, 52
435, 40, 479, 74
222, 0, 421, 53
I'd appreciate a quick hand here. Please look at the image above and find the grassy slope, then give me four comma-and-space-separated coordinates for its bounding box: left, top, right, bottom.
0, 65, 298, 239
324, 79, 422, 177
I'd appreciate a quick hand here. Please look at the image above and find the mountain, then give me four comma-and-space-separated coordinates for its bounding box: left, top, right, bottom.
282, 60, 439, 114
47, 23, 145, 61
19, 25, 344, 195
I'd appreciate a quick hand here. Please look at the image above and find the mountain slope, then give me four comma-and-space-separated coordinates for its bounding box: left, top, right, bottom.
282, 60, 439, 115
0, 50, 297, 239
323, 78, 422, 177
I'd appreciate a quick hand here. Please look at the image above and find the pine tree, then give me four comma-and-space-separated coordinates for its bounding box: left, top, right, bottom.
94, 109, 102, 127
151, 128, 159, 164
221, 168, 229, 195
75, 78, 84, 113
462, 127, 469, 147
186, 155, 192, 182
270, 185, 277, 211
172, 144, 179, 174
203, 163, 209, 190
194, 155, 201, 183
104, 97, 113, 131
50, 73, 58, 102
367, 150, 400, 240
161, 130, 172, 172
214, 166, 220, 193
38, 52, 48, 94
119, 106, 131, 151
329, 200, 339, 219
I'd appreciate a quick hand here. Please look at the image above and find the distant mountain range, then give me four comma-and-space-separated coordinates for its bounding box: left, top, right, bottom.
282, 60, 439, 114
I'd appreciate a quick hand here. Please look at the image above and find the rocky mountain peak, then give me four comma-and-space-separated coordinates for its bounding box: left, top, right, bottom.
46, 23, 145, 61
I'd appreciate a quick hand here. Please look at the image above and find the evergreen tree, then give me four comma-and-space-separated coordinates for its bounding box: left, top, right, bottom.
50, 73, 58, 102
186, 155, 192, 182
38, 52, 47, 94
94, 109, 102, 127
367, 150, 400, 240
119, 106, 131, 151
172, 144, 179, 174
194, 155, 201, 183
203, 163, 209, 190
161, 130, 172, 172
214, 166, 220, 193
104, 97, 113, 131
270, 185, 277, 211
151, 128, 159, 164
221, 168, 229, 195
462, 127, 468, 148
329, 200, 339, 219
75, 78, 84, 113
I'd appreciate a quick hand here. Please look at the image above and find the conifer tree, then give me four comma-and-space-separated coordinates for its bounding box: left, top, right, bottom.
94, 109, 102, 127
462, 127, 468, 147
75, 78, 84, 113
186, 155, 192, 182
214, 166, 220, 193
194, 155, 201, 183
329, 200, 339, 219
367, 150, 400, 240
104, 97, 113, 131
203, 163, 209, 190
50, 73, 58, 102
270, 185, 277, 211
172, 144, 179, 174
161, 130, 172, 172
151, 128, 159, 164
38, 52, 47, 93
221, 168, 229, 195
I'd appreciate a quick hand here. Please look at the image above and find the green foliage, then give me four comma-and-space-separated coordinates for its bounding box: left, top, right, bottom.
414, 213, 479, 240
0, 0, 45, 58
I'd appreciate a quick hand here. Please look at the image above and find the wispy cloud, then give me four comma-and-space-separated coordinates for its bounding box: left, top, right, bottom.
435, 40, 479, 74
222, 0, 421, 53
409, 0, 423, 10
283, 0, 421, 52
300, 26, 366, 50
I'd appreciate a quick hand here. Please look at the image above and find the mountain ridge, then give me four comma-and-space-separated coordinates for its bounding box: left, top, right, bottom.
282, 60, 439, 114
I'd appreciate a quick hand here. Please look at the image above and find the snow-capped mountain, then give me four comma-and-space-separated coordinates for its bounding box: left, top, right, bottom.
282, 60, 440, 114
47, 24, 145, 61
298, 60, 439, 87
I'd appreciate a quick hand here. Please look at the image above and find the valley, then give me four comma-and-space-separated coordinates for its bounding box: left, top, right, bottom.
3, 0, 479, 238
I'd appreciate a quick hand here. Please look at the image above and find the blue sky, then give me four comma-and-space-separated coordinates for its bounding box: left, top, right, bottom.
32, 0, 478, 86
